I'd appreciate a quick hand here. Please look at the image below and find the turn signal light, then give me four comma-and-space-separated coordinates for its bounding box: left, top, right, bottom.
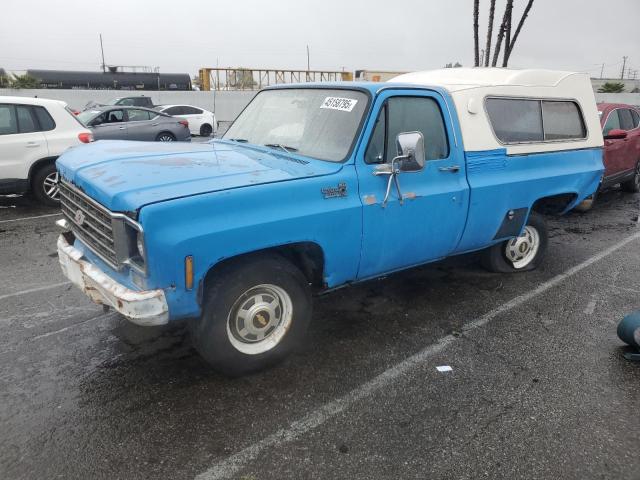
78, 132, 94, 143
179, 120, 189, 128
185, 255, 194, 290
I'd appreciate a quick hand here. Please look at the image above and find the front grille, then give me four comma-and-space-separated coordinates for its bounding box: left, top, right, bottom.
59, 181, 118, 268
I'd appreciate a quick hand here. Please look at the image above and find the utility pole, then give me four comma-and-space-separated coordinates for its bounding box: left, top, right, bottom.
306, 45, 310, 71
480, 49, 485, 67
99, 34, 106, 73
600, 63, 604, 79
621, 56, 628, 79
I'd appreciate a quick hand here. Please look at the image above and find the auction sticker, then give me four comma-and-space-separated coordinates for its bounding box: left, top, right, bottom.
321, 97, 358, 112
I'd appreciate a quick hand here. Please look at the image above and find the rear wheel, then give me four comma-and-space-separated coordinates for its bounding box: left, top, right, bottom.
481, 212, 548, 273
621, 162, 640, 193
156, 132, 175, 142
189, 254, 312, 376
32, 163, 60, 206
199, 123, 213, 137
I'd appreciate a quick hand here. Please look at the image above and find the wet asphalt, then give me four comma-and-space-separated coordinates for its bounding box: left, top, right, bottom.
1, 186, 639, 480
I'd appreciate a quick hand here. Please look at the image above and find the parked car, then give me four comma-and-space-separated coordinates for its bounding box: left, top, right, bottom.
156, 104, 217, 137
575, 103, 640, 211
0, 96, 92, 205
76, 106, 190, 142
55, 68, 603, 375
84, 96, 155, 110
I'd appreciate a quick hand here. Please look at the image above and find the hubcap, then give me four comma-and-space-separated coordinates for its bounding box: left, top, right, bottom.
159, 135, 174, 142
226, 284, 293, 355
505, 225, 540, 269
43, 171, 59, 200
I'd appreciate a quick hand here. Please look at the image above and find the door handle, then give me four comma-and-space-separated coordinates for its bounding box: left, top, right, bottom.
438, 165, 460, 173
26, 142, 39, 148
119, 126, 126, 130
151, 123, 159, 126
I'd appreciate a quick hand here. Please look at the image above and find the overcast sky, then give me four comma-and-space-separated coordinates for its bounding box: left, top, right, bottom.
1, 0, 638, 79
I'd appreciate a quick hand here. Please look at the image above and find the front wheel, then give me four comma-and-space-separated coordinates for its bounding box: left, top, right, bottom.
189, 254, 312, 376
481, 212, 548, 273
32, 163, 60, 206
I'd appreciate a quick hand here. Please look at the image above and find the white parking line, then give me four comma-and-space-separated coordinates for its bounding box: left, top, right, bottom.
0, 282, 71, 302
195, 230, 640, 480
0, 212, 62, 224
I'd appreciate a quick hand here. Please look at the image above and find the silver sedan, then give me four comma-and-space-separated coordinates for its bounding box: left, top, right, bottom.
76, 106, 191, 142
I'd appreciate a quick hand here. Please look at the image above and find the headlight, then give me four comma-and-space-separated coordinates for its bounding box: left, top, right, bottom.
136, 232, 145, 260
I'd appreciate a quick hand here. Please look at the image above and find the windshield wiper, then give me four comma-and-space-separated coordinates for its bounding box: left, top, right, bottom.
264, 143, 298, 153
228, 138, 249, 143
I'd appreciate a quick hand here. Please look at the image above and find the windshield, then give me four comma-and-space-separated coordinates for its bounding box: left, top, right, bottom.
223, 88, 368, 162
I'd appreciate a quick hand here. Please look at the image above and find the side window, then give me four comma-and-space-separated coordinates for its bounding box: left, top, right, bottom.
541, 101, 586, 140
105, 110, 124, 123
603, 110, 621, 136
164, 106, 181, 115
127, 109, 152, 122
33, 106, 56, 131
117, 98, 136, 106
0, 104, 18, 135
16, 105, 37, 133
631, 109, 640, 129
385, 96, 449, 161
486, 98, 543, 143
619, 109, 634, 131
365, 105, 386, 164
183, 106, 201, 115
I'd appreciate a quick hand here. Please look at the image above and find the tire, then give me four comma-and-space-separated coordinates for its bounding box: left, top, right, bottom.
189, 254, 312, 376
156, 132, 175, 142
199, 123, 213, 137
481, 212, 548, 273
32, 163, 60, 207
574, 190, 598, 213
621, 162, 640, 193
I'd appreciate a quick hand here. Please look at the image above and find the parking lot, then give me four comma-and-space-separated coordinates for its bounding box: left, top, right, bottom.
0, 186, 638, 479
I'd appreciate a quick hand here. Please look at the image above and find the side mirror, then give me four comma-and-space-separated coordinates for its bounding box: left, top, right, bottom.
395, 131, 425, 172
605, 128, 627, 140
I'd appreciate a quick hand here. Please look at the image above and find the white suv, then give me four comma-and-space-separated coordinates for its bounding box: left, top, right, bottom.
0, 96, 93, 206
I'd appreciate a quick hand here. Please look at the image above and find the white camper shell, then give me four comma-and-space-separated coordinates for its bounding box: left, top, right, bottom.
391, 68, 603, 156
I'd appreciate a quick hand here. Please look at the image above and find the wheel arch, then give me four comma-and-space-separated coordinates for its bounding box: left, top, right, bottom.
156, 131, 176, 140
198, 241, 326, 305
531, 192, 578, 215
28, 156, 59, 189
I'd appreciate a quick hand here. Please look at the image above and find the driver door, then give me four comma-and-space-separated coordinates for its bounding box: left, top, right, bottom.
91, 109, 127, 140
356, 91, 469, 279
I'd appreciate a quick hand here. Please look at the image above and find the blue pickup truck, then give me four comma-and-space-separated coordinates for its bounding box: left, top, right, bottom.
56, 69, 604, 375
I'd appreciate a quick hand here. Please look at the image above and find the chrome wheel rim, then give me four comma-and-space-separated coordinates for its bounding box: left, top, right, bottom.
158, 135, 174, 142
226, 284, 293, 355
43, 171, 59, 200
505, 225, 540, 269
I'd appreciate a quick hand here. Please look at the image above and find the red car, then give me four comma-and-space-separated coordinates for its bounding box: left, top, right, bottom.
577, 103, 640, 211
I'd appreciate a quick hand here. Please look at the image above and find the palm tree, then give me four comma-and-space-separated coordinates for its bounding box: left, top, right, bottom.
9, 74, 41, 89
484, 0, 497, 67
598, 82, 625, 93
473, 0, 480, 66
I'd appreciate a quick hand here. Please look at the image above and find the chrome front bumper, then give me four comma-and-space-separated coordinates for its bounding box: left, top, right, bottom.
57, 234, 169, 326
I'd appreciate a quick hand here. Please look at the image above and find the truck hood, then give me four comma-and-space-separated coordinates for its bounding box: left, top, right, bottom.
56, 140, 342, 212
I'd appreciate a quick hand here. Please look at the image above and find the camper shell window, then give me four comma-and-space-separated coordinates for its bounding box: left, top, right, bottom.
485, 97, 587, 145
